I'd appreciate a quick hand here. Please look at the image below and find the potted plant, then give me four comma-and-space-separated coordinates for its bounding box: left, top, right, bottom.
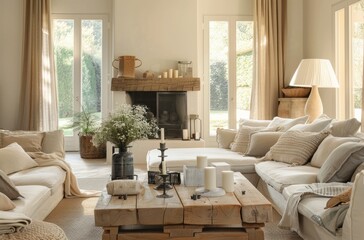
67, 110, 106, 159
93, 104, 158, 179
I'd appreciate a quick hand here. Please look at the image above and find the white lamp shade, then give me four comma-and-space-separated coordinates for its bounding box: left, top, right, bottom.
289, 59, 339, 88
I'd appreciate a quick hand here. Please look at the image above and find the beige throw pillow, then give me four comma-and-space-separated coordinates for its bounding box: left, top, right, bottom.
0, 143, 38, 174
239, 119, 271, 128
230, 126, 266, 153
0, 170, 23, 200
245, 132, 284, 157
264, 131, 329, 165
1, 132, 44, 152
0, 192, 16, 211
267, 116, 308, 132
330, 118, 361, 137
311, 135, 360, 168
318, 142, 364, 183
289, 118, 332, 132
216, 128, 237, 149
42, 130, 65, 157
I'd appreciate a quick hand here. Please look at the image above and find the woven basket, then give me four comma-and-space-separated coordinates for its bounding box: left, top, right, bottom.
282, 87, 311, 98
79, 135, 106, 159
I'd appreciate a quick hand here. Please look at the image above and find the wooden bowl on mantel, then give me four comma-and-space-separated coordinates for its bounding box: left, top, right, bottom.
282, 87, 311, 98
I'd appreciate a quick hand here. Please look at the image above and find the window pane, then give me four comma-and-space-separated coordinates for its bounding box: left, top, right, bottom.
53, 19, 74, 136
209, 21, 229, 135
350, 2, 364, 121
81, 20, 102, 114
236, 21, 253, 127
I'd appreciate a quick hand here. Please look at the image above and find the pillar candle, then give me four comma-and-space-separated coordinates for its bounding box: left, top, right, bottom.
195, 131, 200, 140
222, 170, 234, 192
204, 167, 216, 191
168, 69, 173, 78
174, 69, 179, 78
163, 72, 168, 78
162, 161, 167, 174
182, 129, 188, 140
196, 156, 207, 169
160, 128, 165, 143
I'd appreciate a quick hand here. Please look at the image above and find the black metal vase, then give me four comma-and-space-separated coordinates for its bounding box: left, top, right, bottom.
111, 145, 134, 180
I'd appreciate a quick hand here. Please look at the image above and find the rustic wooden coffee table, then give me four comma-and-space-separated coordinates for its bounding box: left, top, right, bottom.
94, 172, 272, 240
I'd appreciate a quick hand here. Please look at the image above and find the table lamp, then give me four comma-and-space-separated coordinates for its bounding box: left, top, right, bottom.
289, 59, 339, 123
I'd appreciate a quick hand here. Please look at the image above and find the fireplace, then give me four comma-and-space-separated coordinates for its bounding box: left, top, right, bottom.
127, 91, 187, 139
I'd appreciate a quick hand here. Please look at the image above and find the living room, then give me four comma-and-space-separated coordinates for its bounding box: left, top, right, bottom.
1, 0, 364, 240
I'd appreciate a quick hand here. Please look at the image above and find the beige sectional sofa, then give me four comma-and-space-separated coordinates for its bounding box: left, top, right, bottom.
146, 116, 364, 240
0, 130, 66, 220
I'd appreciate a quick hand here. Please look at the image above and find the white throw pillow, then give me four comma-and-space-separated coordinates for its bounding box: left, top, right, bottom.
311, 135, 360, 168
245, 132, 284, 157
230, 126, 266, 153
0, 192, 16, 211
216, 128, 237, 149
318, 142, 364, 183
267, 116, 308, 132
264, 131, 329, 165
239, 119, 271, 128
289, 118, 332, 132
330, 118, 361, 137
0, 143, 38, 174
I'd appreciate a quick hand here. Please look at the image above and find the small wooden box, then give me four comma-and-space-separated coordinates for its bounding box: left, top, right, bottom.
210, 162, 231, 187
183, 165, 204, 187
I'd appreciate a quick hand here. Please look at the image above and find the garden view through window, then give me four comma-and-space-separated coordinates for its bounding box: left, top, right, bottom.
207, 18, 253, 136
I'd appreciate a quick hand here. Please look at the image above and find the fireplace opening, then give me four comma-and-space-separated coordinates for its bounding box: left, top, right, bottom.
127, 91, 187, 139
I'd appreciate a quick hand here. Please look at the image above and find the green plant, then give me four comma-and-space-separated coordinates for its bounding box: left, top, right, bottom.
65, 109, 101, 136
93, 104, 158, 148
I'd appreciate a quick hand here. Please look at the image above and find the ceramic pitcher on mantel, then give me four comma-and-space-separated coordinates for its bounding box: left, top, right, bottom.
112, 56, 142, 78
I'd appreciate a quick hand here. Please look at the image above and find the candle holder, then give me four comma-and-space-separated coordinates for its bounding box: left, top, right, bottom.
156, 174, 173, 198
155, 142, 172, 190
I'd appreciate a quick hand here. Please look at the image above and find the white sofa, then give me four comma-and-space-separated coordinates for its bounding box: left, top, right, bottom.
0, 130, 67, 220
146, 116, 364, 240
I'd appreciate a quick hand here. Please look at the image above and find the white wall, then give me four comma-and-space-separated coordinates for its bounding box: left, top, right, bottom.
0, 0, 23, 130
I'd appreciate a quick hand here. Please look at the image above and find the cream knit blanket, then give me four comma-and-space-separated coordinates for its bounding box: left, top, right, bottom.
0, 211, 31, 234
27, 152, 100, 198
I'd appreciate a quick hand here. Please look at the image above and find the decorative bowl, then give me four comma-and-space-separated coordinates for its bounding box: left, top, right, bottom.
282, 87, 311, 98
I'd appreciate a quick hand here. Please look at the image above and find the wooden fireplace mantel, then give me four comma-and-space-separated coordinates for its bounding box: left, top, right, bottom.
111, 77, 200, 92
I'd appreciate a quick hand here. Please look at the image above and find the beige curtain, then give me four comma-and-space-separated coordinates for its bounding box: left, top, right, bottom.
250, 0, 286, 120
19, 0, 58, 131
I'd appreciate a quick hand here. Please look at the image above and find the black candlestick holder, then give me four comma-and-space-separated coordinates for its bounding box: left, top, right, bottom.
156, 174, 173, 198
155, 142, 172, 190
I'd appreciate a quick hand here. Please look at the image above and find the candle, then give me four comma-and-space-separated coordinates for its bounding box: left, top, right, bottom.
222, 170, 234, 192
204, 167, 216, 191
162, 161, 167, 174
195, 131, 200, 140
160, 128, 165, 143
196, 156, 207, 169
174, 69, 179, 78
168, 69, 173, 78
163, 72, 168, 78
182, 129, 188, 140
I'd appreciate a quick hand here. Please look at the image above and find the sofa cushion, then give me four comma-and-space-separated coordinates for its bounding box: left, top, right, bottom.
245, 131, 283, 157
264, 131, 328, 165
230, 126, 266, 153
311, 135, 360, 168
318, 142, 364, 183
0, 192, 16, 210
255, 161, 319, 193
330, 118, 361, 137
1, 132, 44, 152
9, 166, 66, 194
216, 128, 237, 149
267, 116, 308, 131
0, 170, 23, 200
11, 185, 51, 217
0, 143, 38, 174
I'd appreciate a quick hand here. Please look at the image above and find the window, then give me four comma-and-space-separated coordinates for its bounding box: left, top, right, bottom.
204, 16, 254, 137
335, 1, 364, 122
52, 15, 109, 150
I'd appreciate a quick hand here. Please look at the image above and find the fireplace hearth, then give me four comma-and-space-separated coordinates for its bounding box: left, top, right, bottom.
127, 91, 187, 139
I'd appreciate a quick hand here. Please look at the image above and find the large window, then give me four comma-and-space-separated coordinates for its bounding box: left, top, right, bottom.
335, 1, 364, 122
52, 15, 109, 150
204, 17, 254, 136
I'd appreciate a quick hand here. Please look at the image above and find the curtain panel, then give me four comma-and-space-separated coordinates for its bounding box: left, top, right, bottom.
19, 0, 58, 131
251, 0, 286, 120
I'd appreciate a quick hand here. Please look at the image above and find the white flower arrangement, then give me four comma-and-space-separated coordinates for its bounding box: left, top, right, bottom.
93, 104, 158, 148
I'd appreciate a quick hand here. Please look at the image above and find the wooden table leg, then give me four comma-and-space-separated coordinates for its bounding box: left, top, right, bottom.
246, 227, 264, 240
103, 227, 118, 240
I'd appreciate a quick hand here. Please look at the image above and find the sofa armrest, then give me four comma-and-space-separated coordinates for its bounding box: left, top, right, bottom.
343, 170, 364, 240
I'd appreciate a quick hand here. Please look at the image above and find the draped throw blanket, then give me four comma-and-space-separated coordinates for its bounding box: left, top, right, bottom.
279, 183, 352, 234
27, 152, 100, 198
0, 211, 32, 234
